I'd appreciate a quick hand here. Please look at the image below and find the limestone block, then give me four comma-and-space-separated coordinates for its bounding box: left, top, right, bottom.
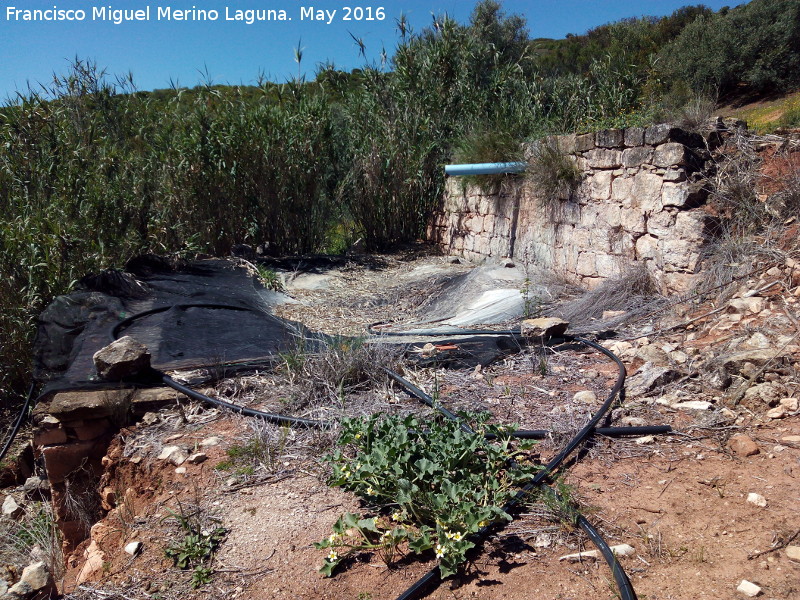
599, 204, 622, 228
663, 181, 707, 208
632, 172, 663, 213
478, 197, 492, 216
596, 128, 624, 148
636, 234, 659, 261
645, 123, 671, 145
590, 171, 613, 200
674, 211, 708, 242
653, 143, 688, 168
611, 231, 636, 255
595, 254, 620, 277
42, 440, 99, 484
575, 132, 595, 152
559, 200, 581, 224
34, 427, 68, 447
557, 133, 577, 154
576, 252, 597, 276
611, 176, 633, 204
586, 148, 622, 169
663, 168, 687, 182
664, 272, 698, 294
93, 336, 150, 381
624, 127, 645, 147
589, 229, 612, 253
647, 210, 676, 238
662, 238, 698, 271
620, 207, 646, 234
621, 147, 652, 168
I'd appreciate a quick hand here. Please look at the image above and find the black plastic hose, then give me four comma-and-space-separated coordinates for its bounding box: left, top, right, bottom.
0, 383, 35, 464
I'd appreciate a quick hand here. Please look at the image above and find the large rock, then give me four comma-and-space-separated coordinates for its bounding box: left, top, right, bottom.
93, 336, 151, 381
626, 362, 682, 396
2, 495, 23, 519
6, 561, 54, 598
521, 318, 569, 339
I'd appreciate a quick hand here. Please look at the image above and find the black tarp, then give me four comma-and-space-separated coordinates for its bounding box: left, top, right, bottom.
33, 256, 309, 393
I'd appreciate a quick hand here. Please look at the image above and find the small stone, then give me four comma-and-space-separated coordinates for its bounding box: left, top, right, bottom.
93, 336, 151, 381
673, 401, 713, 411
23, 476, 50, 499
728, 297, 767, 314
573, 391, 597, 404
141, 412, 159, 426
2, 495, 24, 518
200, 437, 222, 447
729, 434, 760, 457
785, 546, 800, 561
619, 416, 648, 427
421, 342, 437, 357
766, 407, 788, 419
187, 453, 207, 465
737, 579, 762, 597
559, 544, 633, 562
521, 317, 569, 338
157, 446, 187, 466
747, 493, 767, 508
635, 435, 655, 445
124, 541, 142, 556
781, 435, 800, 443
779, 397, 798, 411
175, 467, 187, 475
500, 258, 515, 268
11, 561, 52, 596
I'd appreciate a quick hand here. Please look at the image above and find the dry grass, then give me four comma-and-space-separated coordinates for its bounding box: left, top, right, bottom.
556, 264, 665, 331
0, 500, 65, 583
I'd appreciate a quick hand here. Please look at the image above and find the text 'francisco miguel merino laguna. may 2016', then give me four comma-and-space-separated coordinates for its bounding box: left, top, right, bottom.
4, 5, 388, 25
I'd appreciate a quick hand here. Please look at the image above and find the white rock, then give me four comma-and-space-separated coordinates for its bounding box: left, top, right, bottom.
2, 495, 24, 518
174, 467, 187, 475
673, 400, 713, 411
747, 493, 767, 508
785, 546, 800, 561
779, 397, 798, 411
124, 541, 142, 556
157, 446, 187, 466
635, 436, 655, 445
187, 452, 208, 465
766, 407, 787, 419
737, 579, 762, 597
200, 436, 222, 447
573, 390, 597, 404
559, 544, 634, 562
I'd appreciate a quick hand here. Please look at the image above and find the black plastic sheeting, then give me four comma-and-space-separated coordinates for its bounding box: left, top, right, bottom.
33, 256, 310, 395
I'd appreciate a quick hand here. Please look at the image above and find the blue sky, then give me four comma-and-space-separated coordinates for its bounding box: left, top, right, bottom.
0, 0, 746, 98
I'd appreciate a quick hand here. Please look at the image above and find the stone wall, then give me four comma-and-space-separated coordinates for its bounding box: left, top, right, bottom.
428, 124, 727, 293
32, 388, 176, 550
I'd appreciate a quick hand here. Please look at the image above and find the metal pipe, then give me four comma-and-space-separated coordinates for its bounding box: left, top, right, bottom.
444, 162, 527, 176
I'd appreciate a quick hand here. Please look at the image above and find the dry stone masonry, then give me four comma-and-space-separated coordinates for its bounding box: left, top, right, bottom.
429, 123, 729, 293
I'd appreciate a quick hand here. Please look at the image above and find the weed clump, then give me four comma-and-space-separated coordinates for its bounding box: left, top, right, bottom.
317, 413, 538, 578
526, 140, 582, 208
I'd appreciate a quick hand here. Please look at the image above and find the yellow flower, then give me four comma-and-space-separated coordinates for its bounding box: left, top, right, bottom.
366, 486, 375, 496
435, 544, 446, 559
444, 531, 455, 540
391, 511, 403, 522
327, 549, 338, 561
452, 532, 464, 541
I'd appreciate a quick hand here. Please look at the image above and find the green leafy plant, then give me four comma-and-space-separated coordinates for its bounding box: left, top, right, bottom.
255, 265, 283, 291
316, 413, 539, 578
163, 507, 227, 589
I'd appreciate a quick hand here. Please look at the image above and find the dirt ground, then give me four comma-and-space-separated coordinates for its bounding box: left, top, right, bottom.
6, 249, 800, 600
